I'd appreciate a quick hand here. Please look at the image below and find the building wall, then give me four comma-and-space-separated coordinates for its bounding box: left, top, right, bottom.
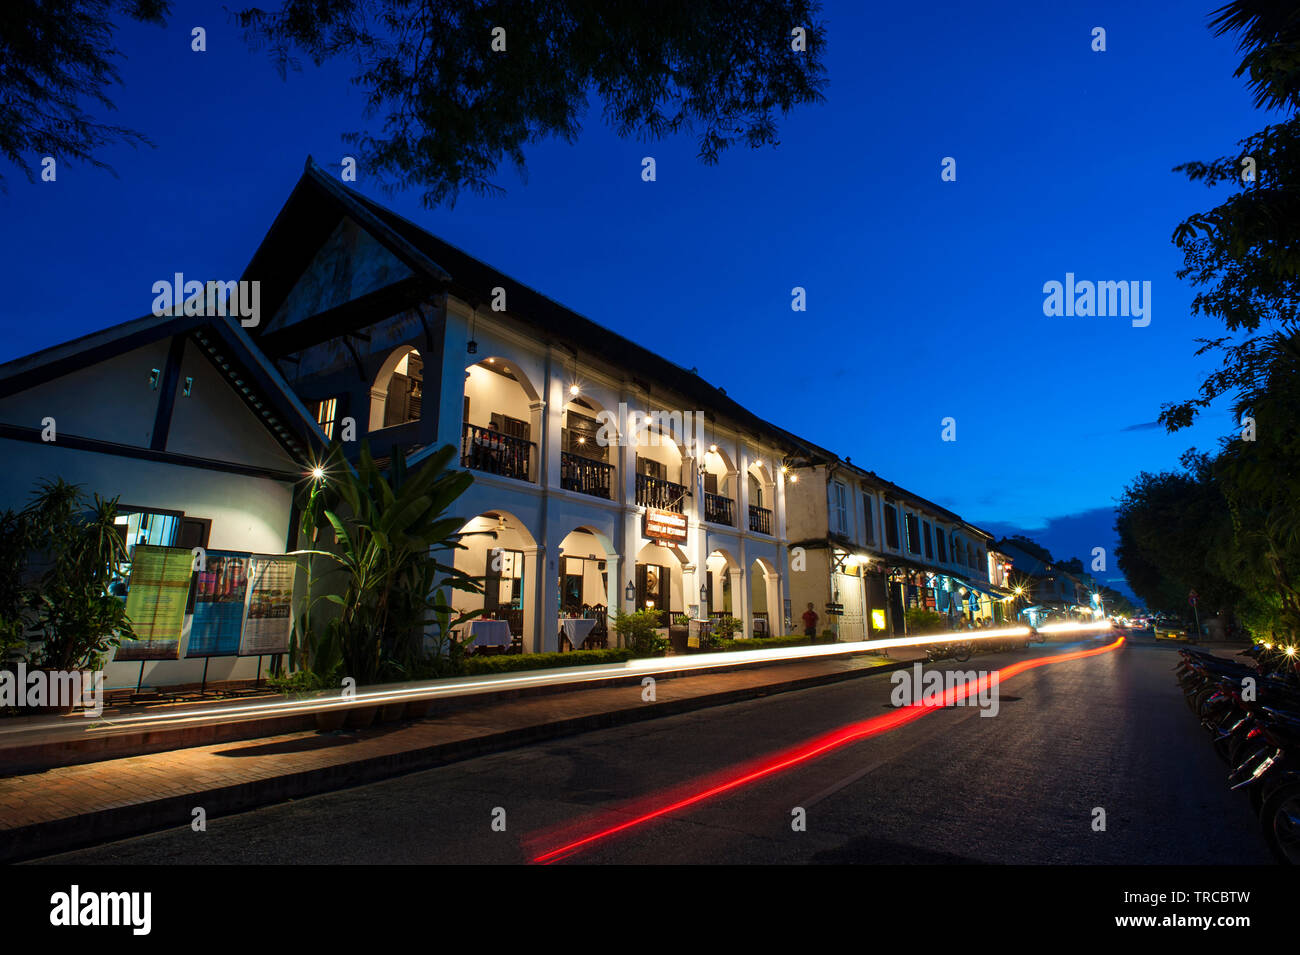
0, 335, 300, 690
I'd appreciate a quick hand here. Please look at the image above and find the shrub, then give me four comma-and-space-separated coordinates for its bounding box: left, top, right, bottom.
904, 607, 947, 634
461, 648, 633, 675
613, 609, 667, 656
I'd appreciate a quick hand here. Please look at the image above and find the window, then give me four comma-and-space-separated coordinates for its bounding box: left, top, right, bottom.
313, 397, 337, 439
564, 410, 605, 461
862, 494, 874, 543
904, 513, 921, 554
637, 455, 667, 481
491, 412, 529, 441
884, 504, 900, 549
831, 481, 848, 535
923, 521, 933, 560
966, 543, 975, 567
936, 528, 947, 562
111, 507, 210, 603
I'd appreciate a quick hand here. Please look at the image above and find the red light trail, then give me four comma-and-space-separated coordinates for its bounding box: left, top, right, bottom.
530, 636, 1125, 863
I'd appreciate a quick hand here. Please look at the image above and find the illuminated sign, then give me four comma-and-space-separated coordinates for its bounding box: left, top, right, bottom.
644, 508, 688, 543
871, 609, 887, 630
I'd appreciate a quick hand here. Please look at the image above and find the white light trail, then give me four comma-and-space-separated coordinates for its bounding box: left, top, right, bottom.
0, 623, 1116, 742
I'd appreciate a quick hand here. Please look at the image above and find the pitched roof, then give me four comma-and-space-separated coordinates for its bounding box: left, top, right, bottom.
242, 157, 813, 455
0, 310, 330, 461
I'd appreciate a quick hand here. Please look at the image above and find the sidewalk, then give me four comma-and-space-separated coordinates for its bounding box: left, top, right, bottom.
1, 648, 916, 863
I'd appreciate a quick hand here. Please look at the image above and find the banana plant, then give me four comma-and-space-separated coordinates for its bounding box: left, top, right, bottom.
292, 442, 482, 684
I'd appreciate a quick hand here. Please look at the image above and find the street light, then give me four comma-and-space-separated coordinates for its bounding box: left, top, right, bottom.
625, 580, 635, 603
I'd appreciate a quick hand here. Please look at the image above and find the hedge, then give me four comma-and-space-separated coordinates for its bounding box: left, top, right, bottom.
459, 647, 635, 675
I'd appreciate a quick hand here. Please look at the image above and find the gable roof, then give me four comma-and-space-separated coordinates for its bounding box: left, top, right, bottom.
242, 157, 816, 455
0, 310, 330, 462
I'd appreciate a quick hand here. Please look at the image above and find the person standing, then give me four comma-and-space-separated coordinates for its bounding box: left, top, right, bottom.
802, 602, 819, 642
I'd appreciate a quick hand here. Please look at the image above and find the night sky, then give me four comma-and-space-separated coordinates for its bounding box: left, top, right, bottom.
0, 2, 1266, 599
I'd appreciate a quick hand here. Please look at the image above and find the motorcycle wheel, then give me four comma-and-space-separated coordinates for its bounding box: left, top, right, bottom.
1260, 782, 1300, 865
953, 642, 972, 663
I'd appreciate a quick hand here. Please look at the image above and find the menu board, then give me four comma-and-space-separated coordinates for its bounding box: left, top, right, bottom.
186, 552, 249, 657
118, 545, 194, 660
239, 555, 296, 655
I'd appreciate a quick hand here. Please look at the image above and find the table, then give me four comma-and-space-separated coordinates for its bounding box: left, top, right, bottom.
559, 617, 598, 650
468, 619, 514, 648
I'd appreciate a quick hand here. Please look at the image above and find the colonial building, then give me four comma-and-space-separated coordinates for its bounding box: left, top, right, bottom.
785, 455, 1010, 640
239, 158, 798, 652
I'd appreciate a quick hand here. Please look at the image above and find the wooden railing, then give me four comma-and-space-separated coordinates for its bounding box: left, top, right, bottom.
560, 451, 613, 499
704, 492, 735, 526
461, 422, 533, 482
748, 504, 773, 535
636, 473, 686, 513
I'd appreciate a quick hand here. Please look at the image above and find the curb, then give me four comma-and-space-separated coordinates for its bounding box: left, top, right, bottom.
6, 657, 904, 863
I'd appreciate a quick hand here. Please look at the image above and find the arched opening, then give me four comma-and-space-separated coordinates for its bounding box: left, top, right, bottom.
561, 395, 617, 500
703, 547, 741, 626
746, 461, 774, 535
462, 357, 539, 483
633, 411, 687, 512
749, 557, 776, 637
369, 346, 424, 432
700, 446, 736, 526
453, 511, 537, 652
634, 540, 685, 628
557, 526, 613, 649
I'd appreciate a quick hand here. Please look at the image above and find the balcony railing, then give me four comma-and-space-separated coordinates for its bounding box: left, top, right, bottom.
636, 473, 686, 513
561, 451, 613, 499
462, 422, 533, 482
704, 492, 735, 526
748, 504, 773, 535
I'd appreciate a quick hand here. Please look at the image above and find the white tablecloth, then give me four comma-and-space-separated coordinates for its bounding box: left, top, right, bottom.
560, 617, 598, 647
468, 619, 513, 647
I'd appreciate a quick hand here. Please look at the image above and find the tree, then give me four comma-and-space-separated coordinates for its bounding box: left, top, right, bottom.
13, 478, 135, 670
1163, 1, 1300, 430
1114, 455, 1242, 618
293, 442, 482, 685
2, 1, 828, 205
0, 0, 169, 184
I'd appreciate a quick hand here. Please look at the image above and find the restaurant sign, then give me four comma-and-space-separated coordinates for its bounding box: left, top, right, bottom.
644, 508, 688, 543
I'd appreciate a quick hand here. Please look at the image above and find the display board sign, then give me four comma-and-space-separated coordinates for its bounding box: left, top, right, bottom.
118, 545, 194, 660
187, 551, 250, 657
643, 508, 688, 543
238, 555, 296, 656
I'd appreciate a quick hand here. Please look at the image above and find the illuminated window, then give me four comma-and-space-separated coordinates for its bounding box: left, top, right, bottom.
314, 397, 337, 439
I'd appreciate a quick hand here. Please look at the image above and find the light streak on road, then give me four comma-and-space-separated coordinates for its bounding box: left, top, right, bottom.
529, 635, 1126, 863
0, 622, 1117, 744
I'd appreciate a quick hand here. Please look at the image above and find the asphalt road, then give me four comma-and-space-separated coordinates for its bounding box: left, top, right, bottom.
33, 632, 1275, 864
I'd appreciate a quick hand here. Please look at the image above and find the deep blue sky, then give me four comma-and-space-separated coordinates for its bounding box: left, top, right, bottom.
0, 2, 1263, 599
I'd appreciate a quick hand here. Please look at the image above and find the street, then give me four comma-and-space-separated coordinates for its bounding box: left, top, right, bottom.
32, 634, 1273, 865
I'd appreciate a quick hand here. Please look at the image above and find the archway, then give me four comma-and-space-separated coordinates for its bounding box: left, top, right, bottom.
561, 393, 618, 500
453, 510, 538, 650
462, 356, 541, 483
634, 539, 686, 627
556, 526, 615, 649
369, 345, 424, 431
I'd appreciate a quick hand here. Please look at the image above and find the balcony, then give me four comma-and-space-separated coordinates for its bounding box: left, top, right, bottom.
704, 492, 735, 526
748, 504, 773, 535
561, 451, 613, 500
636, 473, 686, 513
461, 422, 533, 483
